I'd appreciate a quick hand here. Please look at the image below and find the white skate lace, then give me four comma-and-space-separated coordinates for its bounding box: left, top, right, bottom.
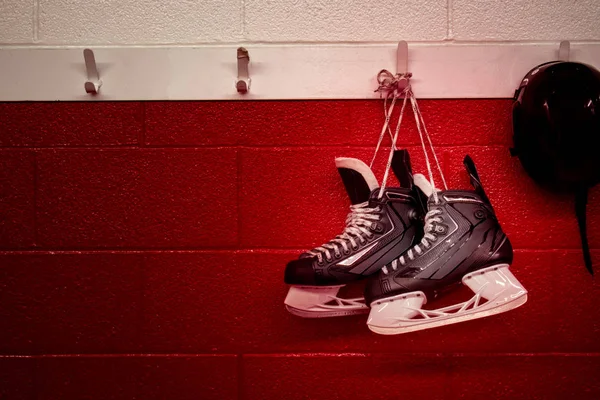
370, 70, 408, 169
371, 70, 410, 200
381, 208, 443, 274
305, 202, 381, 263
408, 87, 447, 199
377, 87, 449, 275
371, 69, 447, 203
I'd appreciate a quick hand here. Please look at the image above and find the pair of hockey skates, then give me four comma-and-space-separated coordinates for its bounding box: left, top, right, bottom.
283, 150, 527, 334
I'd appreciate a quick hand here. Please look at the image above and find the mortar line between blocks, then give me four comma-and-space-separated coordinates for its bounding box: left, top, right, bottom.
136, 247, 146, 354
5, 352, 600, 359
0, 248, 594, 255
3, 40, 600, 48
32, 356, 39, 400
237, 354, 245, 400
0, 144, 513, 153
136, 144, 511, 150
233, 352, 600, 358
0, 354, 240, 358
32, 0, 39, 42
32, 150, 38, 247
241, 0, 246, 40
446, 0, 454, 40
236, 148, 242, 248
445, 357, 453, 399
140, 102, 146, 147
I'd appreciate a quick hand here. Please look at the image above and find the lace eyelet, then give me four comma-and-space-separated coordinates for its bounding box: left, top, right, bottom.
474, 210, 485, 219
334, 252, 342, 259
343, 248, 351, 255
436, 225, 447, 234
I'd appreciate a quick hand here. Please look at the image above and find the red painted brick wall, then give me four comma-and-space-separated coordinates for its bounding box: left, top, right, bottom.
1, 100, 599, 399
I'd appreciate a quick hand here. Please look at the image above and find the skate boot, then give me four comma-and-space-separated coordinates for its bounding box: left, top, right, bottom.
284, 150, 426, 318
366, 155, 528, 334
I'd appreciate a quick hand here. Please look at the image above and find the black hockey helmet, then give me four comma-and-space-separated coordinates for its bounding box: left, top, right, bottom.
511, 60, 600, 275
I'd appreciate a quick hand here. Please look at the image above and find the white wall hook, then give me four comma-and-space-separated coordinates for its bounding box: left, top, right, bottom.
236, 47, 251, 94
397, 41, 409, 76
83, 48, 102, 94
559, 40, 570, 61
395, 40, 410, 91
375, 41, 411, 97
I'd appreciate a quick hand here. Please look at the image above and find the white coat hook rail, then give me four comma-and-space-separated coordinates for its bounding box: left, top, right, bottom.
559, 40, 570, 61
236, 47, 251, 94
83, 48, 102, 94
375, 41, 412, 98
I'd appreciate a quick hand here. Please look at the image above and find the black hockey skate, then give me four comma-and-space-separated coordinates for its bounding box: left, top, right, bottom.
366, 156, 528, 334
284, 150, 426, 318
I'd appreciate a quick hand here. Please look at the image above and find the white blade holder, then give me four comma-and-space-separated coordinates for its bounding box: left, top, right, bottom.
236, 47, 251, 94
559, 40, 570, 61
83, 49, 102, 94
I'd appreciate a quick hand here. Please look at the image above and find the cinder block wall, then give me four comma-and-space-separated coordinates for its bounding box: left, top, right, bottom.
2, 100, 600, 399
1, 0, 599, 44
2, 1, 600, 399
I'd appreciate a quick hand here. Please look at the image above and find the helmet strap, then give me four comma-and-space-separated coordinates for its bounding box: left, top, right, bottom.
575, 186, 594, 275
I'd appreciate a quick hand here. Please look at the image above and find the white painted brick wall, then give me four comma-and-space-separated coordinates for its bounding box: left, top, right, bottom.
0, 0, 599, 44
245, 0, 448, 41
453, 0, 600, 41
0, 0, 33, 43
38, 0, 243, 44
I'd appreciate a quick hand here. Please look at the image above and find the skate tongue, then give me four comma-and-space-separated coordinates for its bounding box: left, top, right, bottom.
336, 157, 379, 204
413, 173, 435, 198
391, 150, 414, 188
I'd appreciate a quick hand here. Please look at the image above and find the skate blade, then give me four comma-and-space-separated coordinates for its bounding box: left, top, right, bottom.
367, 264, 528, 335
284, 285, 368, 318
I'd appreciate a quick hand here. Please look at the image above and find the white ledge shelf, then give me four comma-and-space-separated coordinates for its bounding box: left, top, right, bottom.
1, 43, 599, 101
